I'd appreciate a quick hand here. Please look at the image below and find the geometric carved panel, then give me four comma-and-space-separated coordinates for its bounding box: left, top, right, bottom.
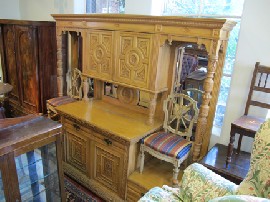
94, 143, 122, 194
86, 31, 113, 80
66, 130, 89, 174
116, 33, 151, 88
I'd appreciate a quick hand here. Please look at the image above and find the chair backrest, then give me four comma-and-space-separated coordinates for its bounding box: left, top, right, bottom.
245, 62, 270, 115
182, 88, 204, 109
66, 68, 83, 99
163, 93, 199, 140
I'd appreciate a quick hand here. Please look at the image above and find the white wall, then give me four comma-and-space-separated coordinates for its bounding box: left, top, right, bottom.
19, 0, 74, 21
210, 0, 270, 152
0, 0, 20, 19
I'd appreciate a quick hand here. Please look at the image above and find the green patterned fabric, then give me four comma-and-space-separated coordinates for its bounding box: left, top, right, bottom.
139, 186, 180, 202
179, 163, 237, 201
236, 119, 270, 198
139, 119, 270, 201
209, 195, 270, 202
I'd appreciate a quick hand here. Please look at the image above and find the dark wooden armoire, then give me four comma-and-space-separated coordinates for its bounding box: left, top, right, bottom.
0, 19, 57, 116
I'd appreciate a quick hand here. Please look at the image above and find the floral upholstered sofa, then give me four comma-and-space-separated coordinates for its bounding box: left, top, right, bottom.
139, 119, 270, 202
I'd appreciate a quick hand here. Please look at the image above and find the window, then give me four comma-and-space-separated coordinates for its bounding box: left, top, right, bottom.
163, 0, 245, 128
86, 0, 125, 14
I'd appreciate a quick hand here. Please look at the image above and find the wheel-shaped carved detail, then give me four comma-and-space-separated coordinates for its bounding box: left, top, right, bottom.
125, 49, 143, 70
94, 44, 106, 61
117, 86, 139, 105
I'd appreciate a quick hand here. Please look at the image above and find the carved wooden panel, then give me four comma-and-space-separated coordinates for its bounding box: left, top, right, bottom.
2, 25, 20, 105
66, 129, 90, 175
115, 32, 151, 88
16, 26, 39, 113
93, 141, 124, 197
85, 30, 113, 80
1, 20, 57, 115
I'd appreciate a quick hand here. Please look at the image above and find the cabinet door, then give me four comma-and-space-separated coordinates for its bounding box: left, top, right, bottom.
84, 30, 114, 80
65, 127, 90, 175
15, 25, 40, 113
114, 32, 152, 88
2, 25, 20, 105
92, 137, 125, 198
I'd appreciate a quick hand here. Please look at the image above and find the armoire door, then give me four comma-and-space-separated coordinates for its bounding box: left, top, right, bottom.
2, 25, 20, 106
15, 25, 40, 113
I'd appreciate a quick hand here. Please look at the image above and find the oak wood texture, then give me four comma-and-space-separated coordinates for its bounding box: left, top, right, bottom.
56, 99, 162, 200
201, 143, 250, 185
0, 19, 57, 116
127, 157, 184, 201
226, 62, 270, 167
0, 115, 65, 201
56, 100, 163, 143
52, 14, 235, 160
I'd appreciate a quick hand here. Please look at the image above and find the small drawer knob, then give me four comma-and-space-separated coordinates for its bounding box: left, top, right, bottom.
73, 123, 80, 131
104, 138, 112, 146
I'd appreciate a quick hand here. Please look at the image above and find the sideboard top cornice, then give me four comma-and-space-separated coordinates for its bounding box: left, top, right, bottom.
51, 14, 236, 31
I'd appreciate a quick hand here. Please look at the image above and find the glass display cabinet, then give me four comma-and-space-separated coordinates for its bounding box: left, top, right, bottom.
0, 115, 65, 202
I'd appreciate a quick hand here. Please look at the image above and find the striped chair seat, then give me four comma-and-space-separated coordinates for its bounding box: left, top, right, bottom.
47, 96, 77, 107
141, 132, 192, 159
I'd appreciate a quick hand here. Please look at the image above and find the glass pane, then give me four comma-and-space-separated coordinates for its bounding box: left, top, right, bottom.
214, 76, 231, 127
163, 0, 200, 15
201, 0, 245, 16
15, 142, 61, 202
86, 0, 125, 14
0, 170, 6, 202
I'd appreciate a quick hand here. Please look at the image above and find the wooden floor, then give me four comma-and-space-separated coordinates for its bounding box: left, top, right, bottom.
128, 157, 183, 190
200, 143, 250, 184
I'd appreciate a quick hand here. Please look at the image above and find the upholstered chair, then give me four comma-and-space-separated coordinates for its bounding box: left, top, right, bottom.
139, 118, 270, 202
139, 93, 199, 185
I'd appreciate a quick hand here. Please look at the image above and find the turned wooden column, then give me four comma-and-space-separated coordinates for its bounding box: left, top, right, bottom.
56, 29, 67, 97
83, 76, 89, 101
148, 93, 158, 125
193, 40, 220, 161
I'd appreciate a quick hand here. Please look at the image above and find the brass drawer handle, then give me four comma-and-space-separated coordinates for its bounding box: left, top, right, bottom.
104, 138, 112, 146
73, 123, 80, 131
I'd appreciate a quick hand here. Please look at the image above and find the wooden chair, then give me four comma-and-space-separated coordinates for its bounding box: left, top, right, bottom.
226, 62, 270, 167
139, 93, 199, 185
47, 68, 83, 119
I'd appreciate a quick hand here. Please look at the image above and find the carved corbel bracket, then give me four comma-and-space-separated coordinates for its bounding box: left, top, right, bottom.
167, 35, 173, 45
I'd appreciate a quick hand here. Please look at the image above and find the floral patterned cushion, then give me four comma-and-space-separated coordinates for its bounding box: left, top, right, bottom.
236, 119, 270, 198
138, 186, 180, 202
180, 163, 238, 201
209, 195, 270, 202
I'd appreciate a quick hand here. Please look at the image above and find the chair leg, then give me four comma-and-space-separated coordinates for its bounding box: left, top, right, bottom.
236, 134, 243, 154
173, 162, 179, 186
139, 144, 145, 174
226, 127, 236, 168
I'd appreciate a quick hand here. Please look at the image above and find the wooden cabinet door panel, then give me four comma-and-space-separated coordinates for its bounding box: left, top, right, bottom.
15, 25, 39, 113
85, 30, 113, 80
92, 141, 125, 197
115, 32, 151, 88
66, 128, 90, 175
2, 25, 20, 105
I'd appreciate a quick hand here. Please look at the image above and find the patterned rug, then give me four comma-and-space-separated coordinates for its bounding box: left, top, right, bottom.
65, 175, 104, 202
